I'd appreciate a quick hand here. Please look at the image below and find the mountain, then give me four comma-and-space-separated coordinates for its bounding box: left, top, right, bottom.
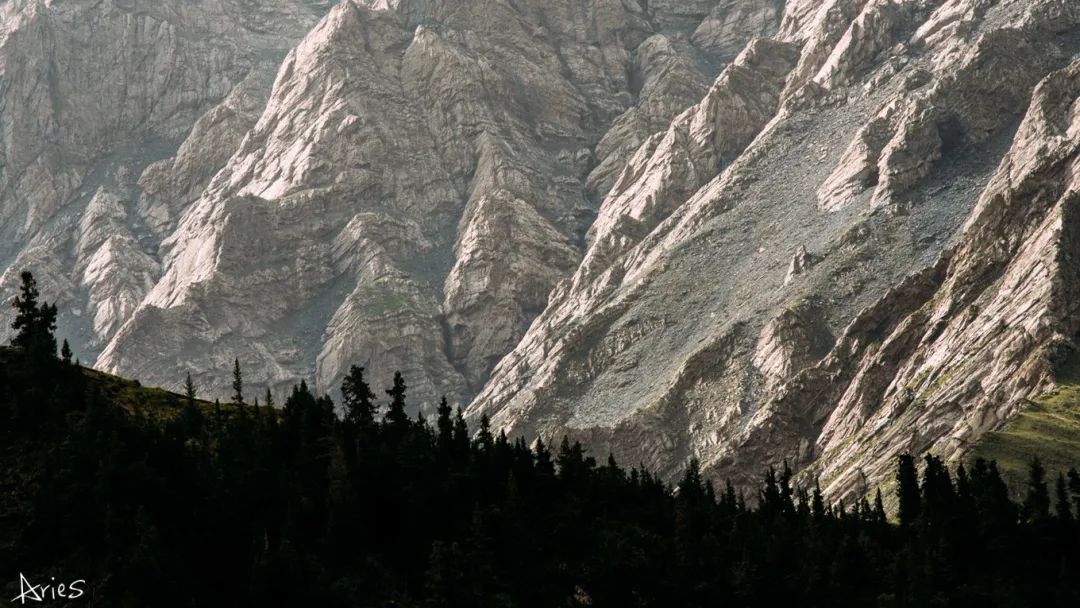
2, 0, 779, 408
465, 0, 1080, 499
0, 0, 334, 382
2, 0, 1080, 499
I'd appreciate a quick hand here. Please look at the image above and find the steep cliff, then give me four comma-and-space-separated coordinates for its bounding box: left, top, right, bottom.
85, 0, 778, 405
5, 0, 1080, 497
468, 0, 1080, 495
0, 0, 334, 352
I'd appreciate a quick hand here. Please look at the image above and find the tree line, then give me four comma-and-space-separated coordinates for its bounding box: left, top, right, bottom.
4, 270, 1080, 607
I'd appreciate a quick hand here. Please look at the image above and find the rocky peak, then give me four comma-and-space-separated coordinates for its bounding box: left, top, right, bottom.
5, 0, 1080, 501
468, 0, 1080, 496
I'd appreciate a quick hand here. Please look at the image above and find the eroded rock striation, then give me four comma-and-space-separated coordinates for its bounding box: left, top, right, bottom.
5, 0, 1080, 498
468, 0, 1080, 496
2, 0, 769, 409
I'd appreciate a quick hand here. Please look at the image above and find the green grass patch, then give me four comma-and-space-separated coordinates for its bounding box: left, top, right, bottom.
81, 366, 255, 423
970, 383, 1080, 488
366, 291, 413, 317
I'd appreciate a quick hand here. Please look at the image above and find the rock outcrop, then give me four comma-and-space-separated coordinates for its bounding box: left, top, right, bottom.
468, 0, 1080, 494
2, 0, 771, 408
0, 0, 334, 354
6, 0, 1080, 500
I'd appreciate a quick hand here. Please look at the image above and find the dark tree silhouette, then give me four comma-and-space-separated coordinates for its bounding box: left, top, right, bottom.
897, 453, 921, 526
232, 358, 244, 405
185, 373, 197, 407
341, 365, 376, 425
384, 371, 409, 428
10, 270, 57, 358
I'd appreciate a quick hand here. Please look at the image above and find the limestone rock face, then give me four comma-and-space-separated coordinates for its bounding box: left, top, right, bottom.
6, 0, 1080, 499
1, 0, 763, 406
468, 0, 1080, 493
0, 0, 333, 356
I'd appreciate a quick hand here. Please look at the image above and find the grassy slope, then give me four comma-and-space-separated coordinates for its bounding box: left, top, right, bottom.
0, 350, 265, 557
80, 363, 259, 423
969, 382, 1080, 487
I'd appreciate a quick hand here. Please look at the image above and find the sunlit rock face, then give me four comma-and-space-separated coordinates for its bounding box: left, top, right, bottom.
2, 0, 773, 408
6, 0, 1080, 496
0, 0, 334, 356
468, 0, 1080, 497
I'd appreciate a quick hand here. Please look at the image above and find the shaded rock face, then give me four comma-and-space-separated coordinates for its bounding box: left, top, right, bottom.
468, 0, 1080, 494
6, 0, 1080, 499
2, 0, 783, 409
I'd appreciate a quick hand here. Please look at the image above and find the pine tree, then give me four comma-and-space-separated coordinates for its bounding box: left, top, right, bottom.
60, 339, 72, 364
265, 387, 275, 409
1056, 473, 1073, 521
811, 480, 826, 521
341, 365, 376, 425
1023, 457, 1050, 522
10, 271, 57, 358
384, 371, 409, 428
185, 373, 197, 408
232, 358, 244, 405
452, 407, 470, 456
873, 488, 888, 524
435, 397, 454, 455
897, 454, 921, 526
475, 414, 494, 452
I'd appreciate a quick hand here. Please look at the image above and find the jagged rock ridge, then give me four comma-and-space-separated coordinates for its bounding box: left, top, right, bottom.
468, 0, 1080, 497
1, 0, 782, 409
4, 0, 1080, 498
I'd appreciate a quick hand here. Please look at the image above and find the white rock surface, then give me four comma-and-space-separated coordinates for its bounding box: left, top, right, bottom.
5, 0, 1080, 499
468, 0, 1080, 495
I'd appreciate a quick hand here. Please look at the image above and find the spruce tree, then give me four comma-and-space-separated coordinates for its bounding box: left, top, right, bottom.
10, 271, 57, 358
873, 488, 887, 524
185, 373, 197, 408
452, 407, 470, 456
232, 358, 244, 405
1056, 473, 1073, 521
1069, 468, 1080, 515
1024, 457, 1050, 522
10, 270, 41, 348
779, 461, 796, 515
811, 480, 826, 521
897, 454, 921, 526
761, 467, 782, 516
435, 397, 453, 454
535, 437, 555, 476
678, 459, 706, 503
341, 365, 376, 425
265, 387, 275, 409
60, 339, 72, 364
384, 371, 409, 428
475, 414, 494, 452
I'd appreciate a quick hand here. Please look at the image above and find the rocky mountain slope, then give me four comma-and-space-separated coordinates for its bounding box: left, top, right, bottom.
0, 0, 334, 365
466, 0, 1080, 498
3, 0, 779, 407
4, 0, 1080, 497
